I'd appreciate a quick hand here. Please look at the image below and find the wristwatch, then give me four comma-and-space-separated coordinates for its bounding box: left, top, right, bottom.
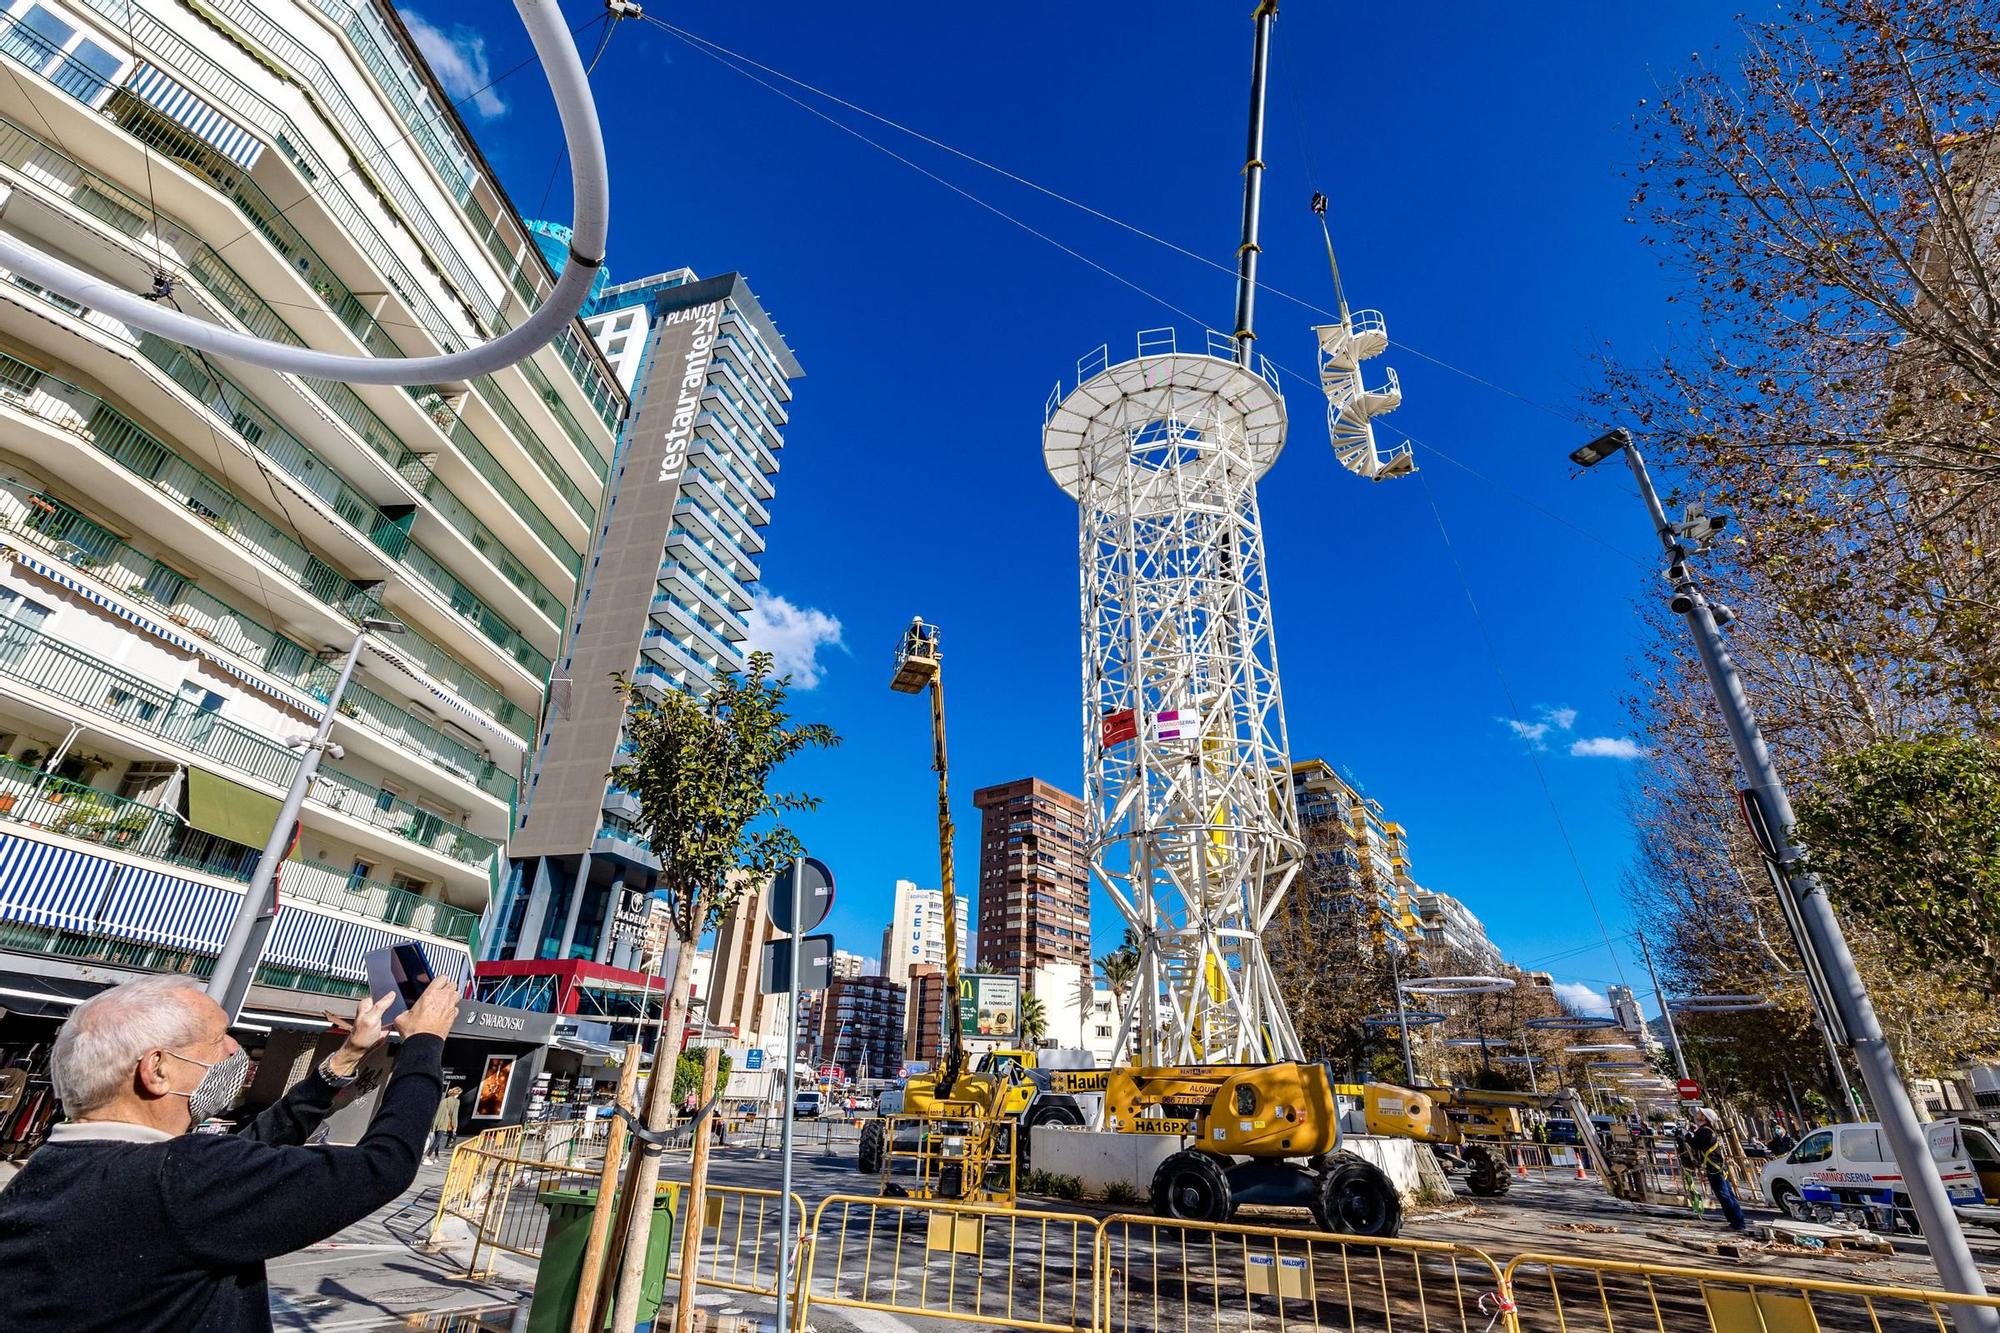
315, 1059, 358, 1089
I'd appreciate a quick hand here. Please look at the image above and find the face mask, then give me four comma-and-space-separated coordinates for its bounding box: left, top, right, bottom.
164, 1047, 249, 1128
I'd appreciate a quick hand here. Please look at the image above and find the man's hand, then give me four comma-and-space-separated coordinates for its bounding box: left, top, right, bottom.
326, 992, 396, 1077
394, 979, 461, 1042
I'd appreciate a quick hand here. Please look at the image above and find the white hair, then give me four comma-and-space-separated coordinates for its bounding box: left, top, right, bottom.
52, 974, 212, 1116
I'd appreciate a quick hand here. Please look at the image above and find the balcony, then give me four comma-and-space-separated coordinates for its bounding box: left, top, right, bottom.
0, 755, 477, 946
593, 815, 658, 871
0, 350, 378, 623
0, 261, 562, 679
53, 0, 622, 468
0, 489, 333, 698
0, 609, 496, 866
337, 680, 516, 804
0, 34, 605, 549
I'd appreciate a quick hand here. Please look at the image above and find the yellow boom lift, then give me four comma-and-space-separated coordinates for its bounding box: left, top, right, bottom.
858, 620, 1091, 1201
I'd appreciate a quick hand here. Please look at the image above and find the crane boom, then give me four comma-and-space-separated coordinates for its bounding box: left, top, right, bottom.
890, 618, 964, 1096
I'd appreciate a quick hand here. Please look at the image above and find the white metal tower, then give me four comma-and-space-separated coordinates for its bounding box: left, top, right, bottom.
1043, 327, 1305, 1065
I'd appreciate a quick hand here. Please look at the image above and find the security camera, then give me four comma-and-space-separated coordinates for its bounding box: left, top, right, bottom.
1666, 561, 1690, 585
1675, 503, 1730, 551
1713, 603, 1736, 629
1670, 591, 1695, 615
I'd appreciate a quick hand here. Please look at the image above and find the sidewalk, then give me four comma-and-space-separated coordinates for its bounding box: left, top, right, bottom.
265, 1159, 527, 1330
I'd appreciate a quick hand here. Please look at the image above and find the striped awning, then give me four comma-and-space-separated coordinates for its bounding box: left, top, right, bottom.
329, 920, 470, 988
9, 552, 321, 719
124, 63, 263, 170
267, 905, 342, 973
14, 553, 199, 654
0, 839, 116, 932
98, 866, 239, 952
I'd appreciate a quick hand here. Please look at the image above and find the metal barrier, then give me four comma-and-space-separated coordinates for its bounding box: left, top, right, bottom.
1502, 1252, 2000, 1332
742, 1113, 868, 1157
801, 1192, 1100, 1332
1098, 1214, 1514, 1333
671, 1184, 810, 1300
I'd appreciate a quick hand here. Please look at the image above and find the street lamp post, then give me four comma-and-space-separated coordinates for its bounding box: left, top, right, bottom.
206, 617, 404, 1023
1574, 429, 1993, 1319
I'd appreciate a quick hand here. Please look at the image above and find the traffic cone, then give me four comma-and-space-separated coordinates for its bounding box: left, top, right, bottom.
1574, 1153, 1588, 1181
1516, 1154, 1528, 1178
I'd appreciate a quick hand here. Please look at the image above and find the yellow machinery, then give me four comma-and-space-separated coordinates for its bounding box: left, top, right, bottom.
878, 1111, 1017, 1205
1360, 1082, 1535, 1197
1097, 1063, 1403, 1235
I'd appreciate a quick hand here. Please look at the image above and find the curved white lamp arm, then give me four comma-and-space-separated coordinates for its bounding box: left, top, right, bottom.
0, 0, 608, 387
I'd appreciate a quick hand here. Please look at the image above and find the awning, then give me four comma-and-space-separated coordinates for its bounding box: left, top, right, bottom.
124, 63, 264, 170
185, 767, 280, 849
553, 1035, 626, 1063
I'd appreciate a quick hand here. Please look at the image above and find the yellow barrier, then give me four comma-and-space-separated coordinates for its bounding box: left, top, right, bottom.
1502, 1252, 2000, 1332
670, 1184, 810, 1300
800, 1192, 1099, 1332
1098, 1214, 1514, 1333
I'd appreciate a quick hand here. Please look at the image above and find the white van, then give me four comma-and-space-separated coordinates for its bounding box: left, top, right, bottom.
1761, 1120, 1983, 1228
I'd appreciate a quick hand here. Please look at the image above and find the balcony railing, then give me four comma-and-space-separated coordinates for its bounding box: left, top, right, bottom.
0, 755, 477, 946
0, 30, 606, 545
0, 333, 553, 680
338, 679, 514, 803
62, 0, 622, 449
1, 489, 331, 693
134, 334, 568, 623
0, 610, 496, 866
0, 350, 379, 620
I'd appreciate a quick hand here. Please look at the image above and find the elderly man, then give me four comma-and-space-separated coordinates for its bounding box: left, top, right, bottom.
0, 971, 458, 1330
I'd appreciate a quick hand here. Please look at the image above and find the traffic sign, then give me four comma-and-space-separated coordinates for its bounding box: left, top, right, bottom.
1677, 1078, 1701, 1101
767, 857, 834, 934
760, 932, 834, 993
745, 1049, 764, 1071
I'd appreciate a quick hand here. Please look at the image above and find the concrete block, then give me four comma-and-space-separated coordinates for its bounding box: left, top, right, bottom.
1340, 1134, 1453, 1204
1028, 1128, 1448, 1207
1029, 1126, 1183, 1195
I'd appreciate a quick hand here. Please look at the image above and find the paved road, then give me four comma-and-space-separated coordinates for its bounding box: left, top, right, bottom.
270, 1135, 2000, 1332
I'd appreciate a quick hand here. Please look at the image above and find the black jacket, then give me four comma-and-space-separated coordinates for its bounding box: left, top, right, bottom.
0, 1034, 443, 1331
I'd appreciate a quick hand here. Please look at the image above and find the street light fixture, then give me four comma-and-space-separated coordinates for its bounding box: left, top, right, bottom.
206, 616, 407, 1022
1568, 428, 1631, 469
1574, 427, 1994, 1324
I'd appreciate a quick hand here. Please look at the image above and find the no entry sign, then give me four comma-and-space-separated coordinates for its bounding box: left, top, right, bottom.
1677, 1078, 1702, 1101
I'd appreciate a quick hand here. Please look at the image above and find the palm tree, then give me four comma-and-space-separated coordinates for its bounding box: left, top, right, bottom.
1097, 929, 1142, 1049
1019, 994, 1049, 1045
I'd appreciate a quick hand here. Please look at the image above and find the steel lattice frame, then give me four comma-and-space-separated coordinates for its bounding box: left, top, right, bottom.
1044, 329, 1303, 1065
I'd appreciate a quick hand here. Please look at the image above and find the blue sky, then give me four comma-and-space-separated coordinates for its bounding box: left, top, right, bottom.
426, 1, 1755, 1011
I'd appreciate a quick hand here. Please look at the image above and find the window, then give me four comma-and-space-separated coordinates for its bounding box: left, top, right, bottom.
115, 760, 176, 805
348, 859, 374, 888
1791, 1131, 1834, 1165
1, 5, 122, 105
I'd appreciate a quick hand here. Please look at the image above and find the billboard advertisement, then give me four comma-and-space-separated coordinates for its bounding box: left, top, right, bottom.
958, 972, 1021, 1042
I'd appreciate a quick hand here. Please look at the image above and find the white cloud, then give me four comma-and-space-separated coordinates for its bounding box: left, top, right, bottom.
405, 12, 508, 120
745, 593, 843, 688
1500, 705, 1576, 751
1554, 981, 1612, 1016
1570, 736, 1649, 760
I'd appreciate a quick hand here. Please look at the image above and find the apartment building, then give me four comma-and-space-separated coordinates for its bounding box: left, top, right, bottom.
480, 266, 800, 1031
972, 778, 1090, 984
1288, 759, 1415, 946
1410, 887, 1502, 972
0, 0, 619, 1058
880, 878, 969, 988
816, 974, 905, 1083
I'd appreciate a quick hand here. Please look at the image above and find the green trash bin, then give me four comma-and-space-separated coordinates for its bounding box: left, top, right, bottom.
526, 1182, 682, 1333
